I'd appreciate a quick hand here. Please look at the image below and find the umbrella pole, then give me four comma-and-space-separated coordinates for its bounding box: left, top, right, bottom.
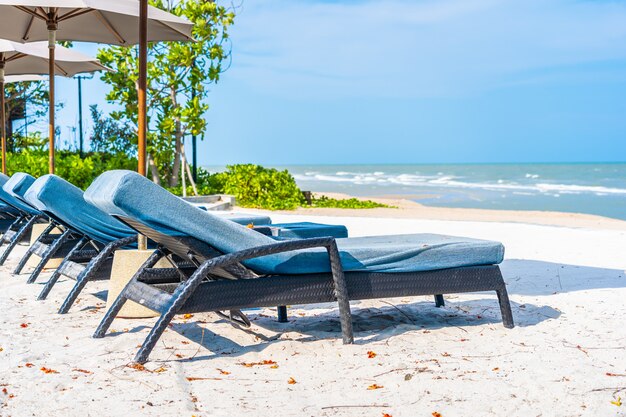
48, 28, 56, 174
137, 0, 148, 250
0, 73, 6, 175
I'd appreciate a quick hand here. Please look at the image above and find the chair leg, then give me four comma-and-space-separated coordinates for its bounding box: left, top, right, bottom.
0, 215, 24, 250
496, 287, 515, 329
58, 236, 137, 313
58, 272, 93, 314
93, 249, 166, 339
38, 237, 89, 301
134, 251, 215, 364
26, 229, 72, 284
327, 241, 354, 344
93, 292, 128, 339
277, 305, 288, 322
0, 215, 39, 266
434, 294, 445, 307
13, 245, 36, 275
134, 307, 178, 364
37, 270, 62, 301
14, 223, 56, 275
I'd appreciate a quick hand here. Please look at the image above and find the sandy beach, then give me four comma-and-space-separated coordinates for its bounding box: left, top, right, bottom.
1, 204, 625, 416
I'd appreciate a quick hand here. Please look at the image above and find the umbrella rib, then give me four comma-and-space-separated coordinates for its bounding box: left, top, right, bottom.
22, 14, 36, 41
58, 8, 93, 22
5, 53, 27, 63
53, 62, 69, 77
93, 10, 126, 44
14, 6, 47, 20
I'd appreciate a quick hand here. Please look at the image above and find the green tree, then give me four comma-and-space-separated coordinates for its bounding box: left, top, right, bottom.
89, 104, 137, 158
3, 80, 51, 151
97, 0, 234, 186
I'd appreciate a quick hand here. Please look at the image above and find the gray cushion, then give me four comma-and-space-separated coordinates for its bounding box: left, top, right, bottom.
272, 222, 348, 239
0, 173, 39, 215
85, 170, 504, 275
0, 173, 18, 215
209, 211, 272, 226
24, 175, 136, 244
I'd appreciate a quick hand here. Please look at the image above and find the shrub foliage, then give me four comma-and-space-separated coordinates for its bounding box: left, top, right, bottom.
6, 155, 392, 210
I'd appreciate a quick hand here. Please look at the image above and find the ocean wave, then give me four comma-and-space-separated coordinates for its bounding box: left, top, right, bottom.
292, 171, 626, 195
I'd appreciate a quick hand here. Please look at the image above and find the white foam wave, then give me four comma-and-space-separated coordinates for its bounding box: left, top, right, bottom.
292, 171, 626, 195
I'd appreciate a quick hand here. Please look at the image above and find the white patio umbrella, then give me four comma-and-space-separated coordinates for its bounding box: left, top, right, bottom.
0, 1, 194, 174
4, 74, 45, 83
0, 38, 106, 174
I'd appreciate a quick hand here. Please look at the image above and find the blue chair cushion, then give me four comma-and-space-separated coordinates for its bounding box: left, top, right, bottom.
0, 173, 39, 215
0, 175, 19, 216
0, 201, 20, 216
85, 170, 504, 275
24, 175, 136, 244
272, 222, 348, 239
210, 211, 272, 226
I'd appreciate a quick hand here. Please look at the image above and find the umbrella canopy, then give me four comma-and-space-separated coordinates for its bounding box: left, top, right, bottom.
0, 1, 194, 175
0, 39, 106, 77
4, 74, 45, 83
1, 39, 106, 174
0, 1, 193, 45
0, 1, 194, 250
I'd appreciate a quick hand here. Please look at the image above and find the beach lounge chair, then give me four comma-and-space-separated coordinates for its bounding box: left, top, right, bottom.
0, 173, 22, 232
85, 170, 514, 364
22, 174, 270, 310
23, 174, 348, 313
0, 173, 48, 265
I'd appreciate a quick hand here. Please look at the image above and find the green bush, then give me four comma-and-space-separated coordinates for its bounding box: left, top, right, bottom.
6, 150, 136, 189
167, 167, 225, 197
169, 164, 394, 210
310, 195, 392, 209
5, 155, 395, 211
219, 164, 304, 210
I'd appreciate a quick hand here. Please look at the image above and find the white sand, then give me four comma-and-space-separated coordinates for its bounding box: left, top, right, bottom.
1, 212, 625, 416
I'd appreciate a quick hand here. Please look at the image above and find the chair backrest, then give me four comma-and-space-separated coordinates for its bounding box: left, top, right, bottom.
0, 173, 39, 215
24, 174, 135, 244
84, 170, 275, 255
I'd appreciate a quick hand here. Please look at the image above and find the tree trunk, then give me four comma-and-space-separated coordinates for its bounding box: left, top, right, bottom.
169, 85, 182, 187
181, 142, 198, 196
148, 153, 160, 185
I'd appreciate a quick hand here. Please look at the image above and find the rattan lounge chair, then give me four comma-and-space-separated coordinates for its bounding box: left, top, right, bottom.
0, 173, 22, 233
23, 175, 349, 314
85, 170, 514, 364
22, 174, 269, 310
0, 173, 48, 265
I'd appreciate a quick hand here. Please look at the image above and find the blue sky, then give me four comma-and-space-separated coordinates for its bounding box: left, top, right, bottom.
49, 0, 626, 165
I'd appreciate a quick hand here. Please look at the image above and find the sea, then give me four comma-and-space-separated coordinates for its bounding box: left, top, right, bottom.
205, 163, 626, 221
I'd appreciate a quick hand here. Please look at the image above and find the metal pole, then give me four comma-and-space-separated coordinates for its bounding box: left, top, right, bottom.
48, 28, 56, 174
191, 86, 197, 182
77, 76, 83, 157
190, 57, 197, 181
138, 0, 147, 178
1, 77, 6, 175
137, 0, 148, 251
23, 86, 27, 139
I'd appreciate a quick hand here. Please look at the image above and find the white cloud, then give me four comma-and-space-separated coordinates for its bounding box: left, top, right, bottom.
226, 0, 626, 98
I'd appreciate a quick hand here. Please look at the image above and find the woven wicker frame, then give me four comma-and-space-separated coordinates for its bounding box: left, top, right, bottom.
93, 216, 514, 364
0, 214, 45, 265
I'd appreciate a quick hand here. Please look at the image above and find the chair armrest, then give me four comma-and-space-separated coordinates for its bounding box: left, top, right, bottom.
194, 236, 338, 277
